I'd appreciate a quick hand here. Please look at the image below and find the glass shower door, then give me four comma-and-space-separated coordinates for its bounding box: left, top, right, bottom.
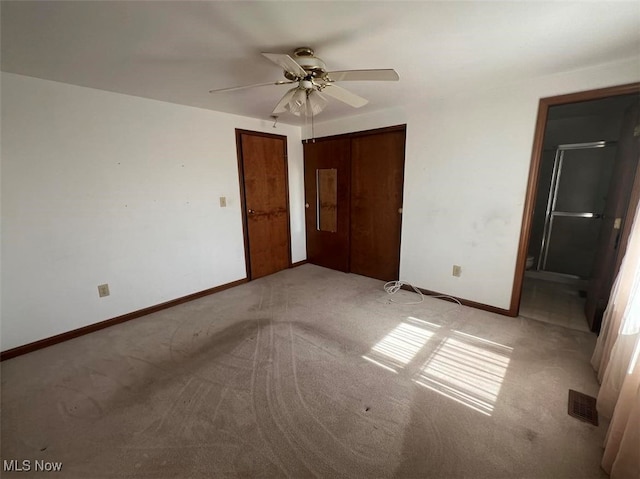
540, 142, 616, 278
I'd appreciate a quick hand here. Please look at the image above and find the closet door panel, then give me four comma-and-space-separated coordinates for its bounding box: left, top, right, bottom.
350, 130, 405, 281
304, 138, 351, 272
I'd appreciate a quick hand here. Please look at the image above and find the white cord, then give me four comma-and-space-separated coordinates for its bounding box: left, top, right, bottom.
384, 281, 423, 304
384, 280, 462, 306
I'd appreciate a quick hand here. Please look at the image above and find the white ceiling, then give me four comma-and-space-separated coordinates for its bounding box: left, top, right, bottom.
2, 1, 640, 126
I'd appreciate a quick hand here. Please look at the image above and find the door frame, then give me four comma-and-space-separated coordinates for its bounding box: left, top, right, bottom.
235, 129, 292, 280
510, 82, 640, 316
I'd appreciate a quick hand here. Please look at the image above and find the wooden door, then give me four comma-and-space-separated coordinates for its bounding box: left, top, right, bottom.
304, 138, 351, 272
586, 102, 640, 331
350, 129, 406, 281
237, 130, 291, 280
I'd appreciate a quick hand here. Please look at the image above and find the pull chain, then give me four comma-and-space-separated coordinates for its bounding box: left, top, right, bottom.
311, 99, 315, 143
304, 93, 309, 143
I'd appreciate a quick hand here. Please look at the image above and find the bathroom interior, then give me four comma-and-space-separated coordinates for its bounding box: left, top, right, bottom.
520, 93, 640, 332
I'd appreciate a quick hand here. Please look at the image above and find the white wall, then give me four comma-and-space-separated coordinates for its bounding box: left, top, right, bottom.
1, 73, 305, 351
2, 56, 638, 350
312, 57, 640, 310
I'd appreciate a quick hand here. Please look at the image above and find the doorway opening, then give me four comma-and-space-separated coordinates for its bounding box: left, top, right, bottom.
512, 84, 640, 332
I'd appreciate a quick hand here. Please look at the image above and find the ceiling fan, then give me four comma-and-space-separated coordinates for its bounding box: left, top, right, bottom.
209, 47, 399, 117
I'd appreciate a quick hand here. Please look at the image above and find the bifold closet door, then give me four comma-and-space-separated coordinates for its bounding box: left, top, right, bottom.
304, 138, 351, 272
350, 130, 406, 281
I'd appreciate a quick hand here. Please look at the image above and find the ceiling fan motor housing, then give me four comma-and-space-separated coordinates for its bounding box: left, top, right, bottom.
284, 47, 327, 80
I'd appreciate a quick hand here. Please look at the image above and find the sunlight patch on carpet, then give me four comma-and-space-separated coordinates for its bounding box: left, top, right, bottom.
362, 317, 440, 371
414, 330, 512, 416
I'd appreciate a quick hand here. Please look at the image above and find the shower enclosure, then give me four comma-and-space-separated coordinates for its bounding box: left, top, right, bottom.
535, 141, 616, 279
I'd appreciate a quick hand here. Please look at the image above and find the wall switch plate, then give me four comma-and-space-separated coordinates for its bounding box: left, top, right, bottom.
452, 265, 462, 277
98, 284, 110, 297
219, 196, 227, 207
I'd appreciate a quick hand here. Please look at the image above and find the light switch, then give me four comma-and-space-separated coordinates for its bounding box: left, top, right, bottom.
219, 196, 227, 207
98, 284, 110, 297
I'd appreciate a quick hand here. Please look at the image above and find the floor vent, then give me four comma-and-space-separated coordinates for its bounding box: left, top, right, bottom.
568, 389, 598, 426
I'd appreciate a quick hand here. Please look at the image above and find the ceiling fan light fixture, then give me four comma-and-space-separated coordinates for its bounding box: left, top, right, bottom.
286, 88, 308, 115
285, 89, 328, 117
307, 91, 328, 115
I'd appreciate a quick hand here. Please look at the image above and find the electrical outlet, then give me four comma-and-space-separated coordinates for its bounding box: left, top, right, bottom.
219, 196, 227, 207
452, 265, 462, 277
98, 284, 110, 297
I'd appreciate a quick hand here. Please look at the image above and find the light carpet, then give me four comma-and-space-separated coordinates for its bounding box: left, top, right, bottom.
1, 265, 608, 478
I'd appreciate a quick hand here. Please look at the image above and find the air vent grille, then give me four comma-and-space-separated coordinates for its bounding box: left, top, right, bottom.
568, 389, 598, 426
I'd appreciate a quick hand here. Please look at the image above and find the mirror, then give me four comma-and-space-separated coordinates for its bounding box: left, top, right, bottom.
316, 168, 337, 232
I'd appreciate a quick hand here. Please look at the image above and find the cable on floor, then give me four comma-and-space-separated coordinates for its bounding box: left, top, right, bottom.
384, 280, 462, 306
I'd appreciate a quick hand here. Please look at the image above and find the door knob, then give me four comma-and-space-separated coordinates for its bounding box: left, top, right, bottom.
248, 209, 255, 214
398, 208, 403, 214
305, 203, 310, 208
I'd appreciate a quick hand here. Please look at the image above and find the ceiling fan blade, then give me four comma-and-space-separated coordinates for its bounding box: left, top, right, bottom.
261, 53, 307, 78
209, 80, 293, 94
326, 69, 399, 82
272, 87, 299, 115
322, 84, 368, 108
